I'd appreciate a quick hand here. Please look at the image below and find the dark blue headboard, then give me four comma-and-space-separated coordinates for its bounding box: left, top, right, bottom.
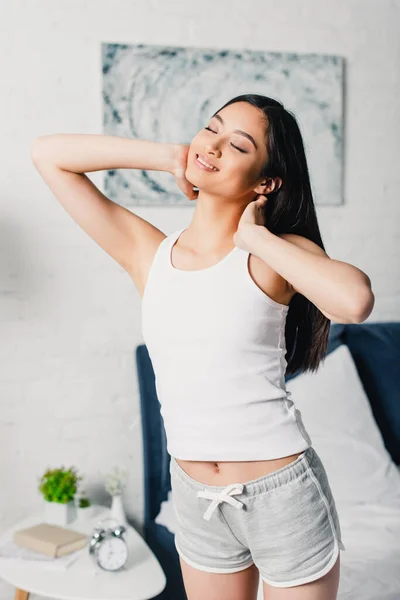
136, 322, 400, 527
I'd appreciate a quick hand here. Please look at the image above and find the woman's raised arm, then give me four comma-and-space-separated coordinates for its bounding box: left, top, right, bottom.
31, 134, 176, 174
30, 135, 180, 280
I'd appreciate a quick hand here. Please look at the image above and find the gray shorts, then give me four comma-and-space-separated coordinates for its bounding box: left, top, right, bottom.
170, 446, 346, 588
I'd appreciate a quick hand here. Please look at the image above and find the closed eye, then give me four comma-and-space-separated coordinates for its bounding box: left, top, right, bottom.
204, 127, 247, 153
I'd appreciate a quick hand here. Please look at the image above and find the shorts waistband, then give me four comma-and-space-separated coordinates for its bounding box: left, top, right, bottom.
170, 446, 316, 497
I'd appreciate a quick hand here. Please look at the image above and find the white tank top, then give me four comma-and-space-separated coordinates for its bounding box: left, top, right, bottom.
141, 228, 312, 461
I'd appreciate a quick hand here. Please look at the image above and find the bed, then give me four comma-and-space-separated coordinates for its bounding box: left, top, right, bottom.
136, 322, 400, 600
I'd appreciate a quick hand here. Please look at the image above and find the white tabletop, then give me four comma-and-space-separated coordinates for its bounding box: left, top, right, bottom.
0, 504, 166, 600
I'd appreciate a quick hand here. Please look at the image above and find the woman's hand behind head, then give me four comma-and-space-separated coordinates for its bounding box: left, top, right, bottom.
171, 144, 199, 201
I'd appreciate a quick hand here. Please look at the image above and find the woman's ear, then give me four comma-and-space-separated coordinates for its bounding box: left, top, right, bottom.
254, 176, 282, 196
273, 177, 283, 192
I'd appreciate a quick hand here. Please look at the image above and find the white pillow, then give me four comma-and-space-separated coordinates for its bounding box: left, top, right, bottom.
155, 489, 177, 533
286, 344, 400, 508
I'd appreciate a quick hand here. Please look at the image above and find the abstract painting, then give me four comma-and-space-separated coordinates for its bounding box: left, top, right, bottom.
102, 42, 344, 206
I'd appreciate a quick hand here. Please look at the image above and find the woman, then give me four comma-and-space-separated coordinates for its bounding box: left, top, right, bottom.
31, 94, 374, 600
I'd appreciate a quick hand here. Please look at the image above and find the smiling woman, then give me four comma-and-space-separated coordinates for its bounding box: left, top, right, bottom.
30, 91, 371, 600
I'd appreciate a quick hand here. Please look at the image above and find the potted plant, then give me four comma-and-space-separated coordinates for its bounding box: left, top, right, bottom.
38, 466, 82, 526
74, 480, 94, 521
103, 466, 128, 525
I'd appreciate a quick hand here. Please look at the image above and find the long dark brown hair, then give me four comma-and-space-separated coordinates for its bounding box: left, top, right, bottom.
213, 94, 331, 375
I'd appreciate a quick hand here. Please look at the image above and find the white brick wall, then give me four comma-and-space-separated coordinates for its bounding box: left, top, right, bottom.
0, 0, 399, 597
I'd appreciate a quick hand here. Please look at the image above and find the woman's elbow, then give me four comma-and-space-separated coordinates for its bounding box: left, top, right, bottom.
351, 289, 375, 323
30, 137, 46, 164
30, 135, 57, 164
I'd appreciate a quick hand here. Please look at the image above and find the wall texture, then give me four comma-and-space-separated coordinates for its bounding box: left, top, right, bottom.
0, 0, 399, 596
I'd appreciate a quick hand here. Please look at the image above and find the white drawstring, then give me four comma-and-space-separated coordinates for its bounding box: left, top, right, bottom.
196, 483, 245, 521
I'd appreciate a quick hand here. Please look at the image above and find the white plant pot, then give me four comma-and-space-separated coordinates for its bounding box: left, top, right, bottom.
76, 505, 94, 521
44, 500, 76, 526
110, 494, 126, 525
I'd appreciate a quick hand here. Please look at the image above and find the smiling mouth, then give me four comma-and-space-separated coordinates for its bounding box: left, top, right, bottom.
195, 154, 219, 171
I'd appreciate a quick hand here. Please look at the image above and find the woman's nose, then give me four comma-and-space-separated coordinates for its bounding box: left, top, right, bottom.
205, 144, 221, 157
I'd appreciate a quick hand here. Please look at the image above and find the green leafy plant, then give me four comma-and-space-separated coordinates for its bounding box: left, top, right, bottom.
75, 476, 92, 509
38, 466, 82, 503
78, 496, 91, 508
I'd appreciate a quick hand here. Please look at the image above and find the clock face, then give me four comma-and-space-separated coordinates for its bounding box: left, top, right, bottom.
97, 536, 128, 571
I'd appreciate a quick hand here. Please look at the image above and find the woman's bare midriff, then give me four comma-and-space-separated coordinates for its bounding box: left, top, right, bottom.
174, 452, 304, 486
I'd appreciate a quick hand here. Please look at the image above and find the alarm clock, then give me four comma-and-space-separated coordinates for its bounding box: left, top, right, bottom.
88, 517, 129, 571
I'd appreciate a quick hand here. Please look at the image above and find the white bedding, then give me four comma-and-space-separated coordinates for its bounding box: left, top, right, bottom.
155, 345, 400, 599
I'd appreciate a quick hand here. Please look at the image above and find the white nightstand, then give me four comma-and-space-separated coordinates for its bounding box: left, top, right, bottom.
0, 504, 166, 600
